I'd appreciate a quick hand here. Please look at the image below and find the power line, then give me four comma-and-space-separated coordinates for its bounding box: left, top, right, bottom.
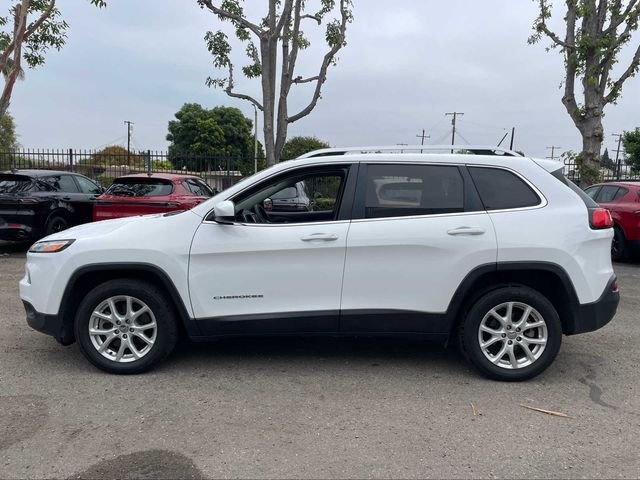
445, 112, 464, 153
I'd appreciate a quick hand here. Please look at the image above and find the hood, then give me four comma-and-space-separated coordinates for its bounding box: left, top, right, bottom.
42, 213, 168, 242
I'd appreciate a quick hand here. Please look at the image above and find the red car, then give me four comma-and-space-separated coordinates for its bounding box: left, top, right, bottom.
94, 173, 215, 221
585, 181, 640, 261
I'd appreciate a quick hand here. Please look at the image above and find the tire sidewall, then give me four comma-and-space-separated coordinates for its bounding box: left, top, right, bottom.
462, 286, 562, 381
612, 226, 627, 262
74, 280, 177, 374
45, 215, 68, 236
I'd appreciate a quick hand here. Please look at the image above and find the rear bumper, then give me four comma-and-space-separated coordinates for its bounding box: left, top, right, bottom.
23, 301, 74, 345
0, 224, 34, 241
566, 275, 619, 335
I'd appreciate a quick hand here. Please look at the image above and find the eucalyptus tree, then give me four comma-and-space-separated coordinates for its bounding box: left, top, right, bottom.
0, 0, 106, 119
529, 0, 640, 186
198, 0, 353, 166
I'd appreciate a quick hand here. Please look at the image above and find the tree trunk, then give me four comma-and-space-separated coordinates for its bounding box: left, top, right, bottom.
260, 36, 277, 167
578, 115, 604, 187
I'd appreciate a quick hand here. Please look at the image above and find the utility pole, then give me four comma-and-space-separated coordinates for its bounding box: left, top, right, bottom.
416, 129, 430, 153
124, 120, 134, 166
445, 112, 464, 153
546, 146, 562, 161
253, 105, 259, 174
612, 133, 624, 180
396, 143, 408, 153
416, 129, 430, 145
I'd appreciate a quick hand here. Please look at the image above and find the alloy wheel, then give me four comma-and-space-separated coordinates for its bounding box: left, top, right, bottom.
477, 301, 548, 369
88, 295, 157, 363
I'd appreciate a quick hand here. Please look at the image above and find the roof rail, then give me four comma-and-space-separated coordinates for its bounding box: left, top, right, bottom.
297, 145, 523, 159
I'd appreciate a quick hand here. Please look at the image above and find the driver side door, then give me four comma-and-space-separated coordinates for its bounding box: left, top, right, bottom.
188, 163, 357, 336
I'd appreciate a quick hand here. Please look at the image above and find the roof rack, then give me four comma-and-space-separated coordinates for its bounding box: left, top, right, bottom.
297, 145, 523, 159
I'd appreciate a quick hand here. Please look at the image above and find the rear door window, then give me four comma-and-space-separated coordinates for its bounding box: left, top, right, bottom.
106, 179, 174, 197
469, 167, 541, 210
42, 175, 80, 193
364, 164, 464, 219
613, 187, 629, 201
595, 185, 620, 203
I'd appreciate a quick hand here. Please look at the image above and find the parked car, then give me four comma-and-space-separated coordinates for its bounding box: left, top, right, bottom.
93, 173, 215, 221
0, 170, 104, 242
584, 181, 640, 261
21, 145, 618, 380
266, 181, 311, 212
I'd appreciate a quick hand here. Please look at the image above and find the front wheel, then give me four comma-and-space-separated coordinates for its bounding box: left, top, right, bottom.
459, 286, 562, 381
74, 279, 179, 374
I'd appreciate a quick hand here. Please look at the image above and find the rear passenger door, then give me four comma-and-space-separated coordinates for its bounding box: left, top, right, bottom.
41, 174, 93, 224
340, 162, 497, 334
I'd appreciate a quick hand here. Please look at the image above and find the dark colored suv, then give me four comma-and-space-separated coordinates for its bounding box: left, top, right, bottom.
0, 170, 104, 241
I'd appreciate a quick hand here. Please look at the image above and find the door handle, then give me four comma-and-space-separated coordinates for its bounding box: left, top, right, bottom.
447, 226, 486, 236
301, 233, 339, 242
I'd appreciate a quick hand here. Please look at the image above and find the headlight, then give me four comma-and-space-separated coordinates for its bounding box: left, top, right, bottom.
29, 239, 75, 253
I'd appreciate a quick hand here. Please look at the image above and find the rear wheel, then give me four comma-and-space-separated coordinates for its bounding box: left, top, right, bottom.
45, 215, 68, 236
459, 286, 562, 381
611, 226, 628, 262
74, 279, 178, 374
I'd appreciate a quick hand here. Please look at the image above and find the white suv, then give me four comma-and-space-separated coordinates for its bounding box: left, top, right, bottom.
19, 146, 620, 380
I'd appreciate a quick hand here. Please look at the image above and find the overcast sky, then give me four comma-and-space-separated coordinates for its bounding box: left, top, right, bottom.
9, 0, 640, 158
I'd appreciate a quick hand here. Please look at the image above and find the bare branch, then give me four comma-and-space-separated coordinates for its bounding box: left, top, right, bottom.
199, 0, 263, 36
292, 75, 319, 84
287, 0, 350, 124
223, 63, 263, 111
605, 43, 640, 104
606, 0, 639, 34
275, 0, 294, 36
561, 2, 580, 122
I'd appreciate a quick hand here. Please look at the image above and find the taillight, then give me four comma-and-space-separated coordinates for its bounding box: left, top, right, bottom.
590, 208, 613, 229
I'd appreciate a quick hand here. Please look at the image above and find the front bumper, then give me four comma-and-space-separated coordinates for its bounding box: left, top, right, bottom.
23, 301, 74, 345
566, 275, 619, 335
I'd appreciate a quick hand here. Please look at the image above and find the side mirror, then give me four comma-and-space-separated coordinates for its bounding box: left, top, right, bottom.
213, 200, 236, 224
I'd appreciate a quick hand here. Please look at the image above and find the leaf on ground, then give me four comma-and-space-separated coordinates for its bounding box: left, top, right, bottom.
470, 401, 478, 416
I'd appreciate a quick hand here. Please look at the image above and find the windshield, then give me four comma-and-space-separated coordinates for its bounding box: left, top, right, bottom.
105, 179, 174, 197
0, 175, 33, 194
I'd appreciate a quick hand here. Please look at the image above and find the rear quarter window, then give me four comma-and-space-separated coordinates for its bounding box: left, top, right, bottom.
550, 169, 598, 208
106, 179, 174, 197
0, 175, 33, 194
468, 167, 541, 210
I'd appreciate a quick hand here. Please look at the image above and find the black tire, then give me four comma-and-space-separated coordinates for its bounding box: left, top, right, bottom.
459, 286, 562, 381
45, 214, 69, 236
611, 225, 628, 263
74, 279, 179, 374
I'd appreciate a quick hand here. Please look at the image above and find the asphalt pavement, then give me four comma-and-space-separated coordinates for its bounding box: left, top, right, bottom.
1, 245, 639, 479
